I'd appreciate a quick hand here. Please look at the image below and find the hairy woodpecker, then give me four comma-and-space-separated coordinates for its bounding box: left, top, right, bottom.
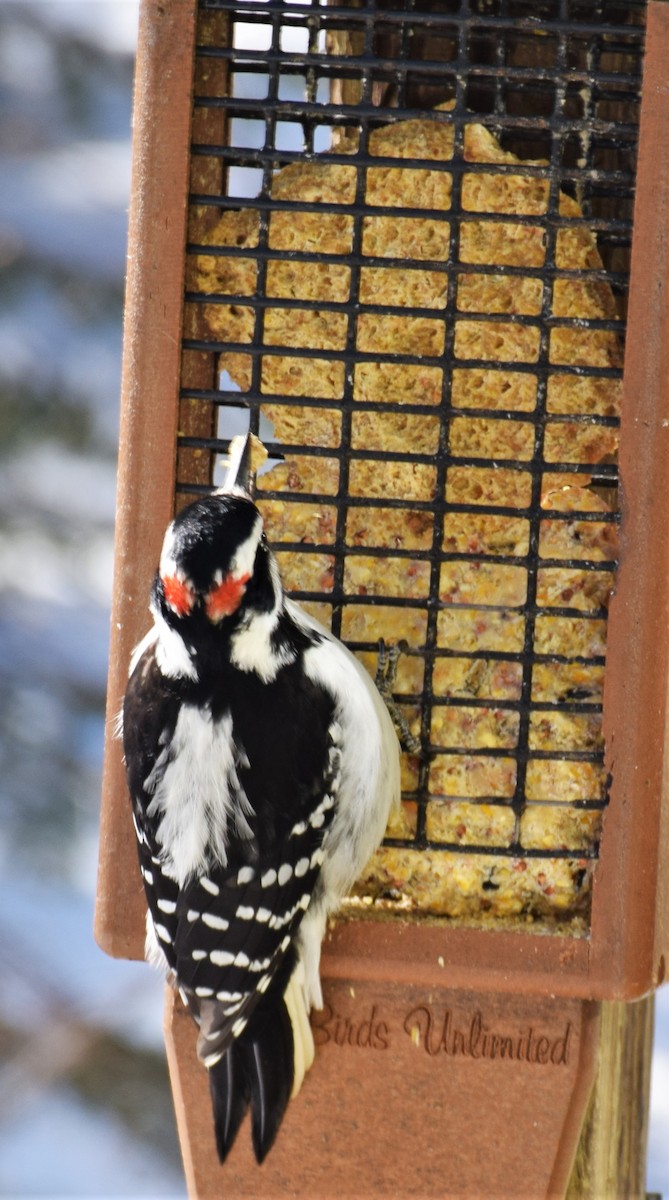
121, 435, 401, 1164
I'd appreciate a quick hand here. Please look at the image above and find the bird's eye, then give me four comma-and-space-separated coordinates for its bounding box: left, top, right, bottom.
162, 575, 195, 617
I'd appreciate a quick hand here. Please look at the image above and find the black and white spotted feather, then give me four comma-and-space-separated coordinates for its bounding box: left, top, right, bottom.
121, 437, 400, 1164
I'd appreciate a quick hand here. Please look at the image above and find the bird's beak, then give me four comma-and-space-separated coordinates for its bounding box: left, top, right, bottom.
224, 432, 253, 494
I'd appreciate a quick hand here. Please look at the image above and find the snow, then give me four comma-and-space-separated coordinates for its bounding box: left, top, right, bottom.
0, 442, 118, 529
10, 0, 141, 58
0, 876, 164, 1049
649, 989, 669, 1194
0, 1089, 183, 1198
0, 144, 132, 278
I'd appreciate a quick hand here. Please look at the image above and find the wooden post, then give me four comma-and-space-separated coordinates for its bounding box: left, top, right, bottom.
567, 996, 655, 1199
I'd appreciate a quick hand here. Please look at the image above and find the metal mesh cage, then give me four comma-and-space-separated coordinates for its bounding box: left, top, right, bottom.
175, 0, 646, 934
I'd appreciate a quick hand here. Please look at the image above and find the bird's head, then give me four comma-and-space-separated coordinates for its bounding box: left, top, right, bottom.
152, 435, 278, 638
154, 493, 274, 631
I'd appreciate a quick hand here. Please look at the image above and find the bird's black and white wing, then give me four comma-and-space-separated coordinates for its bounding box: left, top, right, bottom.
123, 637, 343, 1161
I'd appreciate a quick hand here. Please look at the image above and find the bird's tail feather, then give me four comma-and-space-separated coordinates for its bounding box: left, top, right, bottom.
284, 961, 315, 1097
246, 993, 294, 1163
208, 964, 314, 1164
208, 1043, 249, 1163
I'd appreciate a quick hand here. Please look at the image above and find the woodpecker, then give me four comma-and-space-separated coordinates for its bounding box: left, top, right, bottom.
121, 435, 401, 1164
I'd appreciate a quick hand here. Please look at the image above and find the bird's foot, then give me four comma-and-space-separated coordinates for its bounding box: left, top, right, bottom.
375, 640, 421, 754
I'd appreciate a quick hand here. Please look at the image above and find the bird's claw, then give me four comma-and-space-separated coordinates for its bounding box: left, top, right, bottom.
375, 639, 421, 755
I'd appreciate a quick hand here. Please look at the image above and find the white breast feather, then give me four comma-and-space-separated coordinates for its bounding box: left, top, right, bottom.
146, 707, 251, 886
302, 630, 399, 891
231, 514, 263, 578
230, 555, 295, 681
231, 612, 296, 682
152, 610, 198, 680
293, 605, 400, 887
286, 600, 401, 1008
128, 626, 159, 678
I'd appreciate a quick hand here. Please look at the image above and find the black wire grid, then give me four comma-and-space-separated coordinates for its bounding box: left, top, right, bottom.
177, 0, 646, 916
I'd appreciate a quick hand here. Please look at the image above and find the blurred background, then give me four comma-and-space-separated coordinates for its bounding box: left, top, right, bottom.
0, 2, 666, 1195
0, 1, 183, 1194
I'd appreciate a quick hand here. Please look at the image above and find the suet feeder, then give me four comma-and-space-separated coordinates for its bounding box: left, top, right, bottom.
96, 0, 668, 1194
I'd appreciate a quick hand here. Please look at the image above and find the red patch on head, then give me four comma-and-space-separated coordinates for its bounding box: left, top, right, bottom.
205, 572, 250, 622
162, 574, 194, 617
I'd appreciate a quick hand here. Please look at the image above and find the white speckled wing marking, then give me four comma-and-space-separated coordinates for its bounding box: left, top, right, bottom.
169, 819, 336, 1066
